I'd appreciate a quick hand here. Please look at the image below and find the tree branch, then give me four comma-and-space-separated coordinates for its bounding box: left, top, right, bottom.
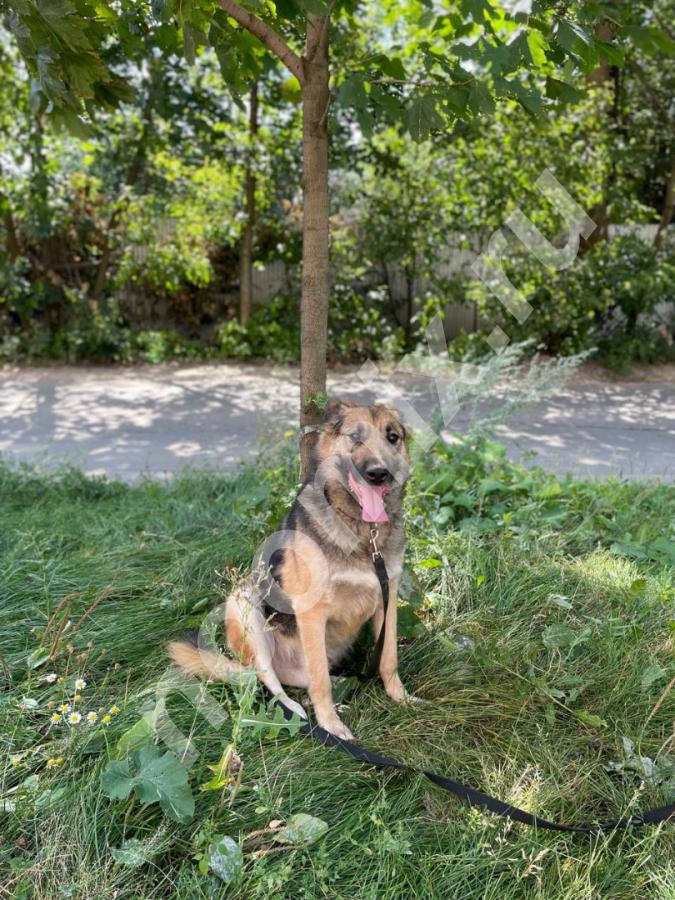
218, 0, 304, 84
370, 78, 473, 89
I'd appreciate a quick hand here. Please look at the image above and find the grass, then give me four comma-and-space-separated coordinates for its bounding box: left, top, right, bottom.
1, 440, 674, 899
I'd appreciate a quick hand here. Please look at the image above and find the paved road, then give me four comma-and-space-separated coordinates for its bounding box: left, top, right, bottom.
1, 364, 673, 482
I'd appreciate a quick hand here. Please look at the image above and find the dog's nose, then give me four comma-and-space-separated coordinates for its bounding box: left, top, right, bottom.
365, 466, 392, 486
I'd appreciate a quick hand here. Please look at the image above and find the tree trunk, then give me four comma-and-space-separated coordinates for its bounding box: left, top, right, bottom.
239, 80, 258, 324
404, 270, 414, 348
588, 20, 616, 86
0, 162, 19, 260
299, 13, 330, 480
3, 205, 19, 261
582, 19, 617, 252
654, 159, 675, 248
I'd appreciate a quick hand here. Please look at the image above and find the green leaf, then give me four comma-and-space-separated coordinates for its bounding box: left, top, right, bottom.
478, 478, 503, 495
649, 538, 675, 566
460, 0, 490, 22
273, 813, 328, 845
575, 710, 608, 729
467, 82, 495, 115
641, 663, 667, 692
50, 108, 94, 139
337, 75, 368, 113
594, 40, 624, 67
611, 540, 647, 561
114, 699, 166, 758
545, 77, 583, 105
542, 624, 584, 650
374, 54, 406, 81
132, 745, 194, 822
207, 836, 243, 884
101, 745, 194, 823
27, 648, 51, 670
406, 94, 443, 141
417, 558, 442, 568
556, 20, 593, 54
199, 744, 239, 792
526, 30, 549, 67
239, 703, 302, 739
114, 719, 154, 758
101, 760, 134, 800
509, 81, 543, 117
111, 838, 152, 867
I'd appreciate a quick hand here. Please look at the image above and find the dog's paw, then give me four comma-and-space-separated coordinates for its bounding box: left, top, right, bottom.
282, 697, 308, 720
318, 714, 354, 742
382, 672, 407, 703
383, 673, 423, 705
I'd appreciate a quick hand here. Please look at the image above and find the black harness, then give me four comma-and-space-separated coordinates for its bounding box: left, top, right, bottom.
277, 528, 675, 834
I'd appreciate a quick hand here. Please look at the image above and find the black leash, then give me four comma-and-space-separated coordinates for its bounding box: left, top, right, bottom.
276, 528, 675, 834
366, 527, 389, 678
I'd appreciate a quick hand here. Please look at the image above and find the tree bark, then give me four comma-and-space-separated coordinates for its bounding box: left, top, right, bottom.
582, 19, 618, 252
299, 13, 330, 480
239, 80, 258, 324
404, 269, 414, 348
2, 204, 19, 261
654, 159, 675, 248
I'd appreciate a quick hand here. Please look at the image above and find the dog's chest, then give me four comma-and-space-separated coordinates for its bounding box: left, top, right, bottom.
323, 569, 379, 659
328, 566, 381, 621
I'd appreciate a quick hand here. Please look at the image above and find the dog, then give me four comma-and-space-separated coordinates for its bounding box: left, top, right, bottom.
168, 399, 411, 741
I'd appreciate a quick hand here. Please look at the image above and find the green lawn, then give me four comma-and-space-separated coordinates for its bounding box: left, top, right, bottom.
1, 440, 674, 899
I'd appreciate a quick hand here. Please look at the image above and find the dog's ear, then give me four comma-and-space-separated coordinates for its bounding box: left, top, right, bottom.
323, 398, 355, 432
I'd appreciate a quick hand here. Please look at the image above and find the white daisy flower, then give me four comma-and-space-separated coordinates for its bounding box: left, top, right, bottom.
86, 711, 98, 724
50, 712, 62, 724
74, 678, 87, 691
43, 673, 58, 684
68, 712, 82, 725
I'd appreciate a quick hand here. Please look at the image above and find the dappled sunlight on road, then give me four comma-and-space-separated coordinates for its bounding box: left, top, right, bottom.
0, 365, 673, 481
0, 364, 299, 479
492, 383, 675, 479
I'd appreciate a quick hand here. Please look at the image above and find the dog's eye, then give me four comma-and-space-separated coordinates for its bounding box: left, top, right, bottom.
349, 432, 361, 444
387, 432, 400, 445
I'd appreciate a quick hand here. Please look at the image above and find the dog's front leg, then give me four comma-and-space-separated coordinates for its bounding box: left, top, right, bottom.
375, 576, 407, 703
296, 607, 354, 742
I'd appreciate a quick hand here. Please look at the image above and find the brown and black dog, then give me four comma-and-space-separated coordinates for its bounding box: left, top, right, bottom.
168, 399, 411, 740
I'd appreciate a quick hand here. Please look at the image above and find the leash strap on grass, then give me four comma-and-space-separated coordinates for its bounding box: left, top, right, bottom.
276, 543, 675, 834
277, 704, 675, 834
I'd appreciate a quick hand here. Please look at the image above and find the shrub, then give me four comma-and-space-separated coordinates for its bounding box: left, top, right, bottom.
596, 324, 675, 373
216, 288, 404, 364
216, 295, 301, 363
470, 234, 675, 356
132, 330, 208, 364
0, 256, 36, 327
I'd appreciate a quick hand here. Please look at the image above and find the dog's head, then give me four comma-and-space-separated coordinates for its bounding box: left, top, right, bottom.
314, 399, 410, 523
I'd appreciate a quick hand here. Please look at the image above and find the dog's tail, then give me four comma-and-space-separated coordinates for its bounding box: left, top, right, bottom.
167, 634, 247, 683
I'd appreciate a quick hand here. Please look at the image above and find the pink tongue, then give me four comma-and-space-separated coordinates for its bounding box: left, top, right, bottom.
348, 472, 389, 523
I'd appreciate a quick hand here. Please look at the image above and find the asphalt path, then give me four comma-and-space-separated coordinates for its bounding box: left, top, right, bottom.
1, 363, 673, 482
